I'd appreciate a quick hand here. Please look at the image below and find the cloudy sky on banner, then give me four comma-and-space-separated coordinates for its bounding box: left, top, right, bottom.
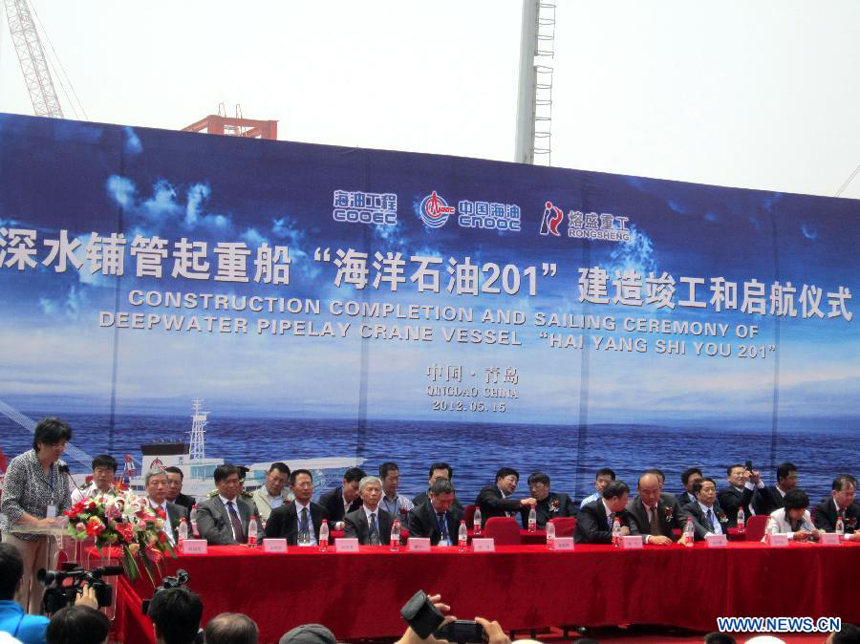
0, 1, 858, 199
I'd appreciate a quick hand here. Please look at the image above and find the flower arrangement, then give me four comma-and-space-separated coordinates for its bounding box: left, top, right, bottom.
64, 491, 176, 584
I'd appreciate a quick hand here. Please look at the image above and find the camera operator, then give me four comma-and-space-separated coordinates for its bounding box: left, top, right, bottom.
146, 586, 203, 644
1, 541, 50, 643
45, 605, 109, 644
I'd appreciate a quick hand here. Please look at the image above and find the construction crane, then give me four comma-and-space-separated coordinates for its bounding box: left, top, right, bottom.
3, 0, 63, 117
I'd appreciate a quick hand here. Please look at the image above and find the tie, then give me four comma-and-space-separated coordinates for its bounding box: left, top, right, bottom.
608, 512, 615, 530
438, 512, 449, 545
707, 509, 715, 532
649, 506, 660, 536
301, 507, 309, 533
227, 501, 246, 543
369, 513, 380, 545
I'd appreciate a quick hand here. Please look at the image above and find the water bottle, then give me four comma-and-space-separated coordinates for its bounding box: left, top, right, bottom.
319, 520, 329, 552
189, 506, 199, 537
546, 520, 556, 548
683, 516, 694, 547
612, 517, 622, 547
390, 520, 401, 552
736, 507, 745, 533
247, 519, 258, 548
178, 518, 189, 543
836, 516, 845, 540
458, 520, 468, 552
473, 508, 482, 535
528, 506, 537, 534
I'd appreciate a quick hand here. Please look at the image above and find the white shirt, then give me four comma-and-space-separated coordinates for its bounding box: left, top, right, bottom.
71, 482, 110, 505
697, 502, 723, 536
294, 500, 317, 545
580, 492, 600, 508
149, 498, 174, 544
766, 508, 816, 538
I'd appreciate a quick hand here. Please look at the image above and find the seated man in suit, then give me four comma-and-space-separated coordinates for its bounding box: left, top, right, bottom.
164, 466, 196, 514
813, 474, 860, 540
408, 478, 464, 545
196, 464, 261, 545
765, 488, 819, 541
412, 462, 464, 511
717, 463, 763, 528
344, 476, 392, 545
143, 467, 188, 545
252, 462, 292, 523
265, 469, 328, 545
685, 477, 729, 540
475, 467, 536, 526
575, 480, 639, 544
318, 467, 365, 530
678, 467, 703, 508
580, 467, 616, 508
71, 454, 118, 504
753, 462, 798, 516
626, 472, 686, 545
520, 471, 576, 529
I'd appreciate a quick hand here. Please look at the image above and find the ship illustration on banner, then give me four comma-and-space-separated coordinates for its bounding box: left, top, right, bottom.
127, 399, 365, 501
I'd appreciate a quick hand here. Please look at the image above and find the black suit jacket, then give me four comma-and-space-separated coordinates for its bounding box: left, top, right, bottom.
172, 493, 196, 514
812, 498, 860, 533
408, 501, 464, 545
412, 491, 464, 512
574, 499, 639, 544
685, 501, 729, 541
677, 490, 698, 508
519, 492, 576, 529
625, 496, 686, 541
264, 502, 329, 545
717, 485, 755, 528
753, 485, 785, 517
318, 487, 362, 524
475, 485, 521, 525
343, 507, 393, 545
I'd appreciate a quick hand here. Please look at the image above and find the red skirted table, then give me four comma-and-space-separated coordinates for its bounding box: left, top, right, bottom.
115, 540, 860, 644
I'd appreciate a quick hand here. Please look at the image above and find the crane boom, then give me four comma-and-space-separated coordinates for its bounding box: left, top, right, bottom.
4, 0, 63, 117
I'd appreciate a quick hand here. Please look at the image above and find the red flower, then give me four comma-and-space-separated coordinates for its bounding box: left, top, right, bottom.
115, 522, 134, 543
157, 531, 168, 544
155, 507, 166, 520
85, 516, 105, 537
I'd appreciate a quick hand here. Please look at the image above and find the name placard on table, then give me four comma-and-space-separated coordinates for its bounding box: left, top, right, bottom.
335, 538, 360, 553
472, 538, 495, 552
706, 534, 728, 548
620, 535, 643, 550
766, 533, 789, 547
407, 538, 431, 552
550, 537, 574, 551
819, 533, 841, 546
180, 540, 208, 555
263, 539, 288, 553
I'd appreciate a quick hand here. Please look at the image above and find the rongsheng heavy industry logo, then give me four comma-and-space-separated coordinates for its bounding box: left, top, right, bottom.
540, 200, 631, 242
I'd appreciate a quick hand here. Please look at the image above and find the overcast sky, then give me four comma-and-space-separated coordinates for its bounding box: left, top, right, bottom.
1, 0, 858, 199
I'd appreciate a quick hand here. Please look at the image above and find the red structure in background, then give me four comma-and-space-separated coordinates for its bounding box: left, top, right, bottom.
183, 105, 277, 140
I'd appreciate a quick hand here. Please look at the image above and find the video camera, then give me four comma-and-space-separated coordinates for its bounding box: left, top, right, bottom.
38, 564, 123, 614
141, 569, 190, 614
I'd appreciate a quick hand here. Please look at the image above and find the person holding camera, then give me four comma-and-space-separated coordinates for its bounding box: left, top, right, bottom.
0, 544, 99, 644
1, 418, 74, 615
45, 605, 110, 644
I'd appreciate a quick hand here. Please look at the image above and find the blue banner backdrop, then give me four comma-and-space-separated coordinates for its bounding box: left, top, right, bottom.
0, 112, 858, 504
